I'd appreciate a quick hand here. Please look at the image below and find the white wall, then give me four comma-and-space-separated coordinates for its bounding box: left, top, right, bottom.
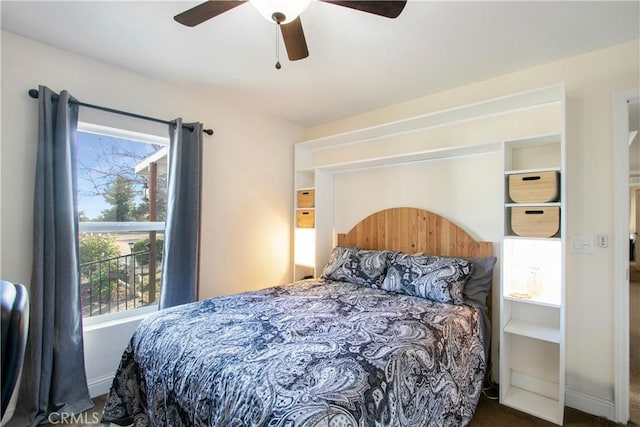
1, 31, 301, 397
305, 40, 640, 418
334, 154, 502, 243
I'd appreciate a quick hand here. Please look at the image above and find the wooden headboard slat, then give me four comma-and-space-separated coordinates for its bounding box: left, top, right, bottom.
337, 207, 492, 258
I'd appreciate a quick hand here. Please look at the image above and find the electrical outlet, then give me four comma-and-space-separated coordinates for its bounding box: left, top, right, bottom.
597, 234, 608, 248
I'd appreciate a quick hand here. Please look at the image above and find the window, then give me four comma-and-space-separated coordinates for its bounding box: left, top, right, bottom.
77, 123, 168, 318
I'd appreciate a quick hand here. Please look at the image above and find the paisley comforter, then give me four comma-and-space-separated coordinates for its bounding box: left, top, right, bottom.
102, 279, 486, 426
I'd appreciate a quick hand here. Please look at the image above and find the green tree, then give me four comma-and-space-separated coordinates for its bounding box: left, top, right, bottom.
79, 233, 123, 303
79, 233, 120, 264
133, 237, 164, 265
99, 175, 135, 221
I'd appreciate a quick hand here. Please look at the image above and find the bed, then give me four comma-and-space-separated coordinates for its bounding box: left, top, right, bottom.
102, 208, 495, 426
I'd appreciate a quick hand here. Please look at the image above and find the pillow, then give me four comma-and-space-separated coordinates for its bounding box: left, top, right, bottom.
461, 256, 497, 307
381, 253, 473, 304
321, 246, 390, 287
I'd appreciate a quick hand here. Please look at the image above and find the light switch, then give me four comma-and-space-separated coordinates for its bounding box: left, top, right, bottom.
572, 237, 581, 250
572, 235, 594, 254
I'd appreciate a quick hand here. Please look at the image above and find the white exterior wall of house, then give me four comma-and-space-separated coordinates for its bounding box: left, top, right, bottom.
0, 31, 302, 398
303, 39, 640, 419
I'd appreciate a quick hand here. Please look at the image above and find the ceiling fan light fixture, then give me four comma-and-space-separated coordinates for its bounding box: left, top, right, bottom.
250, 0, 311, 24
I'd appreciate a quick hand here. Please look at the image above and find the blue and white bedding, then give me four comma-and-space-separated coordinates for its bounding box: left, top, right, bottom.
102, 279, 486, 426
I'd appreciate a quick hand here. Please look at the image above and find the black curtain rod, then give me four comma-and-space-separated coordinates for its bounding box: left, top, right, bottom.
27, 89, 214, 136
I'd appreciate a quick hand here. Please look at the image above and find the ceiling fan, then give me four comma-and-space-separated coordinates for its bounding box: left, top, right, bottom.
174, 0, 407, 67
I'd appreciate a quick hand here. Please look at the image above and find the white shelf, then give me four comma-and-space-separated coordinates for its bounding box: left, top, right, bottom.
503, 235, 561, 243
502, 387, 561, 424
504, 318, 561, 343
505, 166, 561, 175
312, 142, 501, 172
504, 293, 561, 308
505, 202, 561, 208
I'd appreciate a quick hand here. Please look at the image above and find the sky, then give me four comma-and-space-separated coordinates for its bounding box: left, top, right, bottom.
76, 131, 159, 220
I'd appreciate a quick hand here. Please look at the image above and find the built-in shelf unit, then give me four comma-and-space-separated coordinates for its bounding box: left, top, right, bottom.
500, 127, 566, 424
293, 85, 567, 425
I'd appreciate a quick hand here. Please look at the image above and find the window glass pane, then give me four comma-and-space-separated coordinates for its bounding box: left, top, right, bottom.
77, 131, 167, 222
80, 232, 164, 317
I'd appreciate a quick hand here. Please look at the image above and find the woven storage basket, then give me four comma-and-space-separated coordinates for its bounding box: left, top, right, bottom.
511, 206, 559, 237
509, 171, 559, 203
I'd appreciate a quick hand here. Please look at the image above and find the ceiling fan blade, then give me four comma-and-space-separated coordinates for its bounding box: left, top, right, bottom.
280, 17, 309, 61
174, 1, 246, 27
320, 0, 407, 18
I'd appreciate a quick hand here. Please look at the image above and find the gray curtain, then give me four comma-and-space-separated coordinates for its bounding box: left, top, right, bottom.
14, 86, 93, 425
159, 119, 203, 309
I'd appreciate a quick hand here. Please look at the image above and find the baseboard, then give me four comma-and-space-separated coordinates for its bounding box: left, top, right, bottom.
88, 374, 114, 398
565, 384, 615, 421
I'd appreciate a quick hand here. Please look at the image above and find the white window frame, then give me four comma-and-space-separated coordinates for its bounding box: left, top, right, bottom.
77, 121, 169, 325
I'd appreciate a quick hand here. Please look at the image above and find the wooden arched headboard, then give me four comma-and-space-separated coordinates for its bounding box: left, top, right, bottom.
337, 207, 492, 258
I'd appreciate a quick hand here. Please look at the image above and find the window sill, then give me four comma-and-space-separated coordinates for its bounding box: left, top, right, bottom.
83, 304, 158, 332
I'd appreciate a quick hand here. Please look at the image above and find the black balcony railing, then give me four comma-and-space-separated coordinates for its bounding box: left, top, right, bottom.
80, 250, 159, 317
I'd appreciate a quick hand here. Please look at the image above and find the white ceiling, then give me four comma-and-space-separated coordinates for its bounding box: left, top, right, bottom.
1, 1, 639, 126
